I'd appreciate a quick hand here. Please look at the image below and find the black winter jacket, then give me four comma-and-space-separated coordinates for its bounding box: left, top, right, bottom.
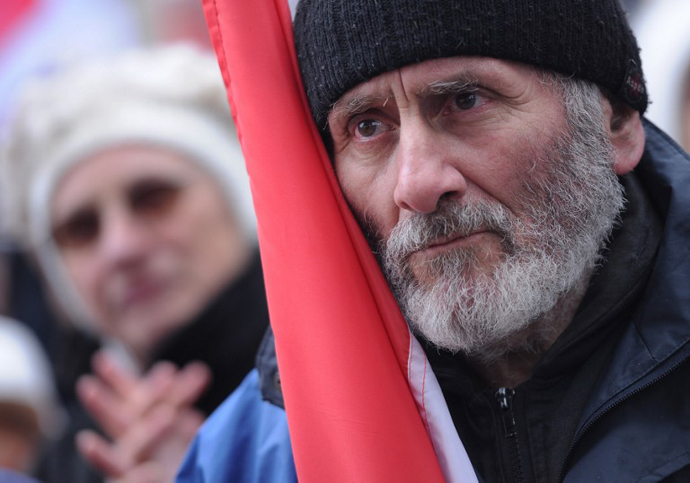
562, 121, 690, 482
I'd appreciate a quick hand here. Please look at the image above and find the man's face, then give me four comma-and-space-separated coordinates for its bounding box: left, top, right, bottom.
328, 57, 623, 360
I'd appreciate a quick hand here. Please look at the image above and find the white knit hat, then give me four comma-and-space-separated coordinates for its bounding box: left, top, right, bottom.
0, 316, 63, 439
1, 44, 256, 326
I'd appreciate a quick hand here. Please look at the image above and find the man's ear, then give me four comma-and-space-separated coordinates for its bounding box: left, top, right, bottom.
602, 96, 646, 175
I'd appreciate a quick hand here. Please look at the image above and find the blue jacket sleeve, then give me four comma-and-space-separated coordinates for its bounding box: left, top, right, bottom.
176, 369, 297, 483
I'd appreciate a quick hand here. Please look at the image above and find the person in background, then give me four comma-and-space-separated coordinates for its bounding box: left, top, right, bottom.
1, 44, 269, 482
633, 0, 690, 152
0, 316, 62, 480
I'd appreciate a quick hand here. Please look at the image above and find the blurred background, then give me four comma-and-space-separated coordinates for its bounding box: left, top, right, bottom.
0, 0, 212, 132
1, 1, 267, 481
0, 0, 217, 418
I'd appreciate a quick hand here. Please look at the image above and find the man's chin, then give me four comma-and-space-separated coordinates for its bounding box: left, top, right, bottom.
408, 264, 497, 294
408, 247, 504, 284
398, 276, 548, 361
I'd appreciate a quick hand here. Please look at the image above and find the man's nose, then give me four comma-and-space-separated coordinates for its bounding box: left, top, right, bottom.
393, 125, 467, 213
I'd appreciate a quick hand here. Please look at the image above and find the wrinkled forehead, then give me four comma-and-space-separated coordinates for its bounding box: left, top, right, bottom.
330, 57, 545, 118
326, 57, 559, 140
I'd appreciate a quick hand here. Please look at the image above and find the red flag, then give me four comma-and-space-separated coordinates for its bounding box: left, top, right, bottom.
201, 1, 477, 481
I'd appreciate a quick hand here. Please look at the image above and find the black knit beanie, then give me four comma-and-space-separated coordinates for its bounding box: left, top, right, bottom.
293, 0, 647, 131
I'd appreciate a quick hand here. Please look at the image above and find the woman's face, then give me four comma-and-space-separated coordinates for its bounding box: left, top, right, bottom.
51, 145, 250, 360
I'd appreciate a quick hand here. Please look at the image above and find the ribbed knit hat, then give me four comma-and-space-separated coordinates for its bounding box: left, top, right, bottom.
294, 0, 647, 131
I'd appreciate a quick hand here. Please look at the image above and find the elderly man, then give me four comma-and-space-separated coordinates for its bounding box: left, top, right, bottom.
179, 0, 690, 482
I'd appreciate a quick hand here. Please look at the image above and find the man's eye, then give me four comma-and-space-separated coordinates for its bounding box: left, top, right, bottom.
355, 119, 386, 139
454, 92, 478, 111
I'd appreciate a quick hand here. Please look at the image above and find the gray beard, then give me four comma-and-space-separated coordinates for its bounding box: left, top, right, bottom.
367, 115, 624, 363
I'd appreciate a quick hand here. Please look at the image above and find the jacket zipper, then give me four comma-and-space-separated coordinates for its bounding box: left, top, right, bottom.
557, 354, 690, 482
496, 387, 526, 483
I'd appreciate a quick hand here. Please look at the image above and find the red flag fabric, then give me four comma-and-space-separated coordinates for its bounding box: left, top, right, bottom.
201, 1, 477, 481
0, 0, 35, 48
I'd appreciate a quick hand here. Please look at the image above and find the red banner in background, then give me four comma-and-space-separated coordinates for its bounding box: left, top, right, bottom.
200, 0, 445, 481
0, 0, 35, 47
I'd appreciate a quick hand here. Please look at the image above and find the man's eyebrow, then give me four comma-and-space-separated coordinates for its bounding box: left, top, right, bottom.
422, 77, 479, 97
327, 75, 480, 125
328, 94, 391, 126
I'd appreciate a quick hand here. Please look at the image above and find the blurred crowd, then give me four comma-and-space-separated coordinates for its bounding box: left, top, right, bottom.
0, 1, 268, 482
0, 0, 688, 481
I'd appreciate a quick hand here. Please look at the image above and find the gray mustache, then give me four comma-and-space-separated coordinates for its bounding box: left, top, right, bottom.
385, 200, 516, 260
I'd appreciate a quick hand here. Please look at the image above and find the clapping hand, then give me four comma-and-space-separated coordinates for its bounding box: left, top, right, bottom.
76, 351, 211, 482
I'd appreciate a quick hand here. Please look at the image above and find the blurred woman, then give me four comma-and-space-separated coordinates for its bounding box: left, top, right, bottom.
1, 45, 269, 482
